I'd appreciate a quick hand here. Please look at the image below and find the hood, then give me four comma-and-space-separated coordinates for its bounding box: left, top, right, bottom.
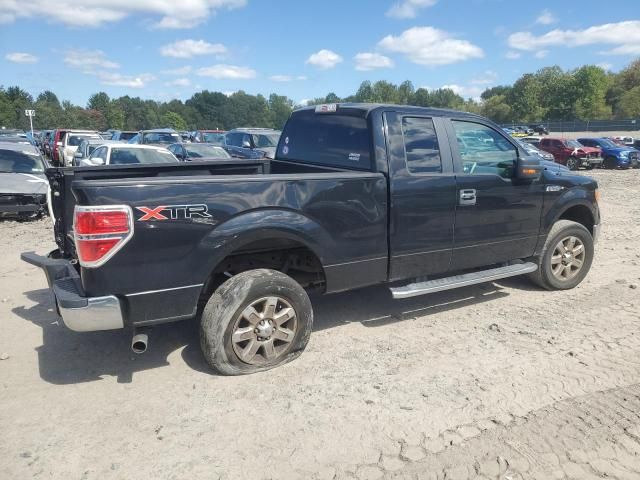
540, 160, 569, 173
606, 146, 635, 154
256, 147, 276, 159
0, 172, 48, 195
574, 146, 600, 154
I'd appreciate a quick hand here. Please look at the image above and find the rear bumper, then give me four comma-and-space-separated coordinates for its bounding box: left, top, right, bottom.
21, 251, 124, 332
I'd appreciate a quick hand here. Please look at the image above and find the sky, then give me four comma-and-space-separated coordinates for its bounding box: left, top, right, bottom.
1, 0, 639, 106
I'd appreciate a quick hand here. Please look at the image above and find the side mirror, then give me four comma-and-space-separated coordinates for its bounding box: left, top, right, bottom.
90, 157, 105, 166
242, 140, 251, 149
516, 157, 543, 180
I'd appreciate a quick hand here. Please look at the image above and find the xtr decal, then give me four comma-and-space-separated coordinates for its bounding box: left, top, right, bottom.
136, 204, 212, 221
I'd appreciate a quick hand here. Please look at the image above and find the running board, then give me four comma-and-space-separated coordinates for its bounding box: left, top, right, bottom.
390, 262, 538, 299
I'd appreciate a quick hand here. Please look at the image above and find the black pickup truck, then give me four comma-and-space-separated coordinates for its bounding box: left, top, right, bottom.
23, 103, 600, 375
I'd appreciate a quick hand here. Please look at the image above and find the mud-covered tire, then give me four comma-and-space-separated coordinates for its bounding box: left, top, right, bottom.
528, 220, 594, 291
200, 269, 313, 375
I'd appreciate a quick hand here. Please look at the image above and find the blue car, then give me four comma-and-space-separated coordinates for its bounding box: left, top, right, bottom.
577, 137, 639, 169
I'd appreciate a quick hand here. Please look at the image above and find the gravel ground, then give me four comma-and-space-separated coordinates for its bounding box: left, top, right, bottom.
1, 169, 640, 480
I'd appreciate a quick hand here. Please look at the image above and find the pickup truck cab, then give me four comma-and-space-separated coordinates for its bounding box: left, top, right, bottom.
23, 103, 600, 375
538, 137, 603, 170
577, 137, 639, 169
79, 144, 179, 166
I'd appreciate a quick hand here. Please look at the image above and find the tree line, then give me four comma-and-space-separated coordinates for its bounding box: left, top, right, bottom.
1, 58, 639, 132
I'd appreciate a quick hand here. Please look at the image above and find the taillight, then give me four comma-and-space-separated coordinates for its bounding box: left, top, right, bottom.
73, 206, 133, 268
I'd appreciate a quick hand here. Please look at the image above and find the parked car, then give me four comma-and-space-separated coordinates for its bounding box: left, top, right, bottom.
0, 142, 48, 219
225, 128, 281, 159
110, 130, 138, 142
73, 139, 123, 166
521, 136, 544, 146
577, 137, 640, 169
167, 143, 231, 161
514, 138, 555, 161
194, 130, 226, 145
613, 136, 634, 147
129, 128, 182, 146
538, 137, 603, 170
23, 103, 600, 375
52, 130, 101, 167
80, 144, 179, 167
529, 124, 549, 135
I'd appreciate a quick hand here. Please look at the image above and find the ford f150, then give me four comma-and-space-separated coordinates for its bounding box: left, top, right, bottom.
22, 104, 600, 375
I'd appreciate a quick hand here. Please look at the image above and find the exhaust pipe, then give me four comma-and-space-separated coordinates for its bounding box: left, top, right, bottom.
131, 332, 148, 354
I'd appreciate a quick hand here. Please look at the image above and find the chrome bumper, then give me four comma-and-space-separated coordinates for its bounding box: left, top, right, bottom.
21, 252, 124, 332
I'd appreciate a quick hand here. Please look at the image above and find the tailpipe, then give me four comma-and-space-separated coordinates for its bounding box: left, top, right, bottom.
131, 332, 148, 354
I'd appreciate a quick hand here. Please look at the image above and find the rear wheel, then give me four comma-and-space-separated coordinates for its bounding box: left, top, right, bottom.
200, 269, 313, 375
528, 220, 594, 290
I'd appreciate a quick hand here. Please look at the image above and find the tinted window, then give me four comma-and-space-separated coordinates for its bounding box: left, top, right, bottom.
278, 110, 371, 170
185, 144, 230, 158
402, 117, 441, 174
110, 148, 177, 165
452, 121, 517, 178
252, 133, 280, 148
226, 133, 241, 146
117, 132, 137, 141
202, 133, 226, 145
68, 135, 99, 146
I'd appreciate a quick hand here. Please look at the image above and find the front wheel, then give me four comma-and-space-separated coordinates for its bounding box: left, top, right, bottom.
603, 156, 618, 169
528, 220, 594, 290
200, 269, 313, 375
566, 157, 579, 171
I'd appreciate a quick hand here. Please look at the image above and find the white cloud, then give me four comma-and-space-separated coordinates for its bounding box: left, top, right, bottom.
505, 50, 521, 60
5, 52, 38, 64
441, 84, 484, 100
64, 49, 119, 70
536, 9, 557, 25
597, 62, 612, 71
379, 26, 483, 66
160, 39, 226, 58
354, 52, 394, 71
197, 64, 256, 79
165, 78, 191, 87
269, 75, 307, 82
97, 72, 155, 88
306, 49, 343, 70
386, 0, 437, 19
0, 0, 247, 29
162, 65, 193, 75
534, 50, 548, 59
508, 21, 640, 57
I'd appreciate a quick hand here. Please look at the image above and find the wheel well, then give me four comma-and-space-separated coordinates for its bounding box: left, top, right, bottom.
558, 205, 594, 234
200, 239, 326, 304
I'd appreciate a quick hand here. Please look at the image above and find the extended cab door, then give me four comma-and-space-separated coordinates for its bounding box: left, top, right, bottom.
445, 118, 544, 270
386, 112, 457, 281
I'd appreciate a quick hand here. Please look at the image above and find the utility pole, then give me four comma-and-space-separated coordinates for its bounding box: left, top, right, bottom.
25, 109, 35, 138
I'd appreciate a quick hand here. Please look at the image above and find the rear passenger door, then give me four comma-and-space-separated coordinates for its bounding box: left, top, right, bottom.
446, 119, 544, 270
386, 112, 457, 280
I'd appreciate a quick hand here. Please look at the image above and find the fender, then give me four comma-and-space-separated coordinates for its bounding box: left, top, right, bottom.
542, 187, 598, 235
196, 208, 334, 283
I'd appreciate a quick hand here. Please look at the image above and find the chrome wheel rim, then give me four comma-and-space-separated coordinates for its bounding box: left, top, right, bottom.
231, 296, 297, 365
551, 236, 585, 281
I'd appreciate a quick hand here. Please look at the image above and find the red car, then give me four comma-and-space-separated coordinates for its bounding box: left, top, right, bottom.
538, 137, 603, 170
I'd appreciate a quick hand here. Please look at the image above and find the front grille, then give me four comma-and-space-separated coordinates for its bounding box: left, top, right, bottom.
0, 194, 45, 206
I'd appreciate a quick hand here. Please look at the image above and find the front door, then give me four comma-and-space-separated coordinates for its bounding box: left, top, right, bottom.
445, 118, 544, 271
386, 112, 457, 281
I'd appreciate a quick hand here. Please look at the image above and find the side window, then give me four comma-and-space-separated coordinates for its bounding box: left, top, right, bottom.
242, 134, 251, 147
401, 117, 442, 174
90, 146, 107, 160
227, 133, 239, 146
452, 120, 517, 178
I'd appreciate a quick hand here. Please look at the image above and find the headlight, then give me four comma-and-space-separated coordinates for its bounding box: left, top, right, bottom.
619, 151, 630, 158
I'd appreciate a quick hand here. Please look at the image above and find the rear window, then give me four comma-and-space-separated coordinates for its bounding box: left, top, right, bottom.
110, 148, 177, 165
277, 109, 371, 170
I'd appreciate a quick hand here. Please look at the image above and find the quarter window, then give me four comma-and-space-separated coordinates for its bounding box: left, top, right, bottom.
452, 121, 517, 178
401, 117, 442, 174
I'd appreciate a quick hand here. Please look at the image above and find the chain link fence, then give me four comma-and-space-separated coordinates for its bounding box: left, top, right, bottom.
504, 119, 640, 133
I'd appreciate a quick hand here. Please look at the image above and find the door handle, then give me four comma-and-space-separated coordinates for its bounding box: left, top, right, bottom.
459, 189, 476, 206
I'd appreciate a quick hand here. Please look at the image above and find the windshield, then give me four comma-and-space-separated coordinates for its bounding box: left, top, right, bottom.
142, 132, 180, 144
68, 135, 100, 146
252, 133, 280, 148
203, 133, 226, 145
185, 144, 230, 159
565, 140, 582, 148
0, 149, 45, 173
110, 148, 178, 165
595, 139, 616, 149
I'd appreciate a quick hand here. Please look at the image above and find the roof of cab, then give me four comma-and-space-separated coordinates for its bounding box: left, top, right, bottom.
295, 102, 484, 120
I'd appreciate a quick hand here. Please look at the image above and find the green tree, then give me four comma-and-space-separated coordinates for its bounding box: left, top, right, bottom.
616, 86, 640, 118
573, 66, 611, 119
508, 74, 544, 121
429, 88, 464, 109
160, 111, 187, 130
481, 95, 513, 123
268, 94, 294, 129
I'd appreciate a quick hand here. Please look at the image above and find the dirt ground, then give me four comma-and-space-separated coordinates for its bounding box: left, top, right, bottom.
1, 169, 640, 480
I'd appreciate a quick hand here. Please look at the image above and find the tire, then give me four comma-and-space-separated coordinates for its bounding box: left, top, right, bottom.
528, 220, 594, 291
200, 269, 313, 375
566, 157, 579, 171
604, 156, 618, 169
